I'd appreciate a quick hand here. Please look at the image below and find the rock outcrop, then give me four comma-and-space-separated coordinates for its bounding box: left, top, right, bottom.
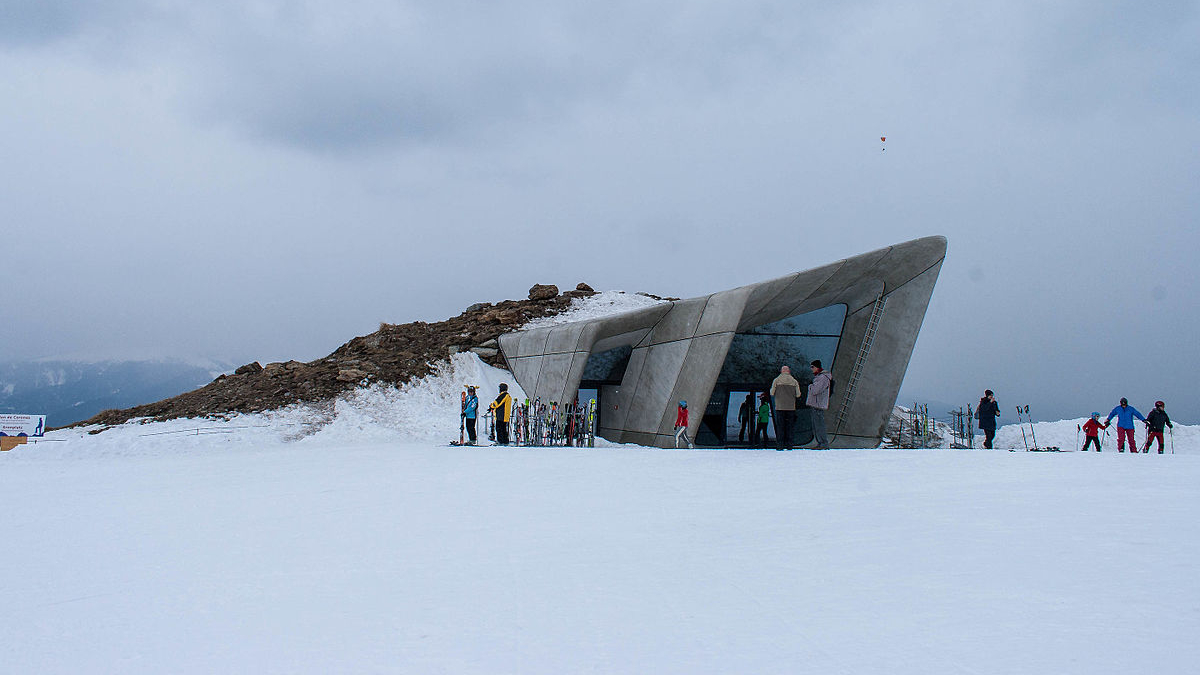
77, 283, 598, 429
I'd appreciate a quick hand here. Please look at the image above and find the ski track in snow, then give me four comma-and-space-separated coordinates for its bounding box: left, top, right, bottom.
4, 329, 1200, 673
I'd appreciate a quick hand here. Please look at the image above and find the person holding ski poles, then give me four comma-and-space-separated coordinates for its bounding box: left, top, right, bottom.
1143, 401, 1173, 454
976, 390, 1000, 449
674, 401, 694, 449
489, 383, 513, 445
1105, 397, 1146, 452
463, 386, 479, 445
1081, 412, 1106, 452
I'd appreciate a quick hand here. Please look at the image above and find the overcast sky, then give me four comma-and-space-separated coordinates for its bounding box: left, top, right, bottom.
3, 1, 1197, 421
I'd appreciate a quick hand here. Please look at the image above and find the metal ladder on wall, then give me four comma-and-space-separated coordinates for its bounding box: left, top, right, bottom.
834, 292, 887, 435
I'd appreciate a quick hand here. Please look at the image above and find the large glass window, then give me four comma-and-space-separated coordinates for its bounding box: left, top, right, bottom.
717, 304, 846, 388
581, 345, 632, 384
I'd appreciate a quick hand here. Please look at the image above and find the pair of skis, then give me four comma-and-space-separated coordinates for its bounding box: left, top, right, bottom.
1013, 405, 1062, 451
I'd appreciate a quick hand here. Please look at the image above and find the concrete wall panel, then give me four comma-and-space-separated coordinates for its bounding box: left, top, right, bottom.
873, 236, 948, 292
642, 297, 709, 347
593, 304, 673, 342
738, 262, 842, 331
624, 341, 691, 434
606, 347, 648, 432
695, 287, 751, 337
545, 323, 586, 355
507, 356, 543, 395
532, 353, 576, 402
517, 329, 552, 358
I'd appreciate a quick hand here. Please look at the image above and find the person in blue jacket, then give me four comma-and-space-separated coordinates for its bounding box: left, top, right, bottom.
464, 386, 479, 445
1105, 397, 1146, 452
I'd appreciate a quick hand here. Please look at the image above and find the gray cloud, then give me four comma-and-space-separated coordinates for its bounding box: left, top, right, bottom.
1, 0, 1197, 423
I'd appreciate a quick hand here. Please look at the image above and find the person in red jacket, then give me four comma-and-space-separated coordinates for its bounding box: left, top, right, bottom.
674, 401, 694, 449
1081, 412, 1107, 452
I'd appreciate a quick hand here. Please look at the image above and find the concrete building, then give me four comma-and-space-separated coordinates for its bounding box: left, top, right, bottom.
498, 236, 946, 448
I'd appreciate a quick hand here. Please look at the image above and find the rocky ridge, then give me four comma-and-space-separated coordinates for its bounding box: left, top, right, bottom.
77, 284, 597, 430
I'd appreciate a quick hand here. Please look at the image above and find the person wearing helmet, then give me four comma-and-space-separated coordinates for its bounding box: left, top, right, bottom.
1105, 397, 1146, 452
1081, 411, 1107, 452
674, 400, 694, 449
1143, 401, 1173, 454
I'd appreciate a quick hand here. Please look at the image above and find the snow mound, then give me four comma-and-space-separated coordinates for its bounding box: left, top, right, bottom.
39, 353, 525, 454
995, 416, 1198, 453
522, 290, 669, 329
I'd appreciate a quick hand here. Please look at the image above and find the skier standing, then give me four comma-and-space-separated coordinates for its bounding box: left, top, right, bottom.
1105, 397, 1146, 452
1081, 412, 1106, 452
489, 384, 513, 445
463, 386, 479, 445
674, 401, 694, 449
1142, 401, 1172, 454
770, 366, 801, 451
807, 360, 833, 450
976, 390, 1000, 449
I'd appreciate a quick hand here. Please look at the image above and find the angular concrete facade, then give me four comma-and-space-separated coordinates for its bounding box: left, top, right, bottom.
498, 236, 947, 448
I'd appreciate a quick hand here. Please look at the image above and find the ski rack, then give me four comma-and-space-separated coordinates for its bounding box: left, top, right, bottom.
834, 291, 887, 437
487, 398, 596, 447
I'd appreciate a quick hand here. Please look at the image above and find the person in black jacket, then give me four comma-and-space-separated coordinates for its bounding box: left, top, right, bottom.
1142, 401, 1173, 454
976, 389, 1000, 449
738, 393, 754, 443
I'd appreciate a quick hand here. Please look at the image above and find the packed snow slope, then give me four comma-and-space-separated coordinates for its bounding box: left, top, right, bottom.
5, 362, 1200, 674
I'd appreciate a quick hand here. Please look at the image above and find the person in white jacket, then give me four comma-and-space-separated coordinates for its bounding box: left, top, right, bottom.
807, 360, 833, 450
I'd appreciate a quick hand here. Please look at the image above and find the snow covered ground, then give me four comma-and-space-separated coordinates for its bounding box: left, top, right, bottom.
4, 358, 1199, 674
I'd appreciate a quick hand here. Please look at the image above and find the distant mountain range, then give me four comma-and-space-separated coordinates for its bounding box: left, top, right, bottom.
0, 359, 234, 427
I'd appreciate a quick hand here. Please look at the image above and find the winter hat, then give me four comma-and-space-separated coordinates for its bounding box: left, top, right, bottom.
810, 360, 822, 369
499, 383, 508, 392
985, 389, 994, 397
1156, 400, 1165, 407
1120, 397, 1128, 405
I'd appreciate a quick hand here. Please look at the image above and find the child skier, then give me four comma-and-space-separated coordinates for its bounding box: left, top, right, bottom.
1081, 412, 1106, 452
674, 401, 694, 449
1143, 401, 1173, 454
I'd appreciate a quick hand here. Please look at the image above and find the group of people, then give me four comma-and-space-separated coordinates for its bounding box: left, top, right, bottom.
977, 390, 1175, 453
1084, 398, 1174, 453
460, 383, 515, 445
722, 360, 834, 451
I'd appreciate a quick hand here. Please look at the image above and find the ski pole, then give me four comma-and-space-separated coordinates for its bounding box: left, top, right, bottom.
1077, 424, 1081, 452
1170, 427, 1174, 454
1025, 405, 1039, 451
1016, 406, 1029, 451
